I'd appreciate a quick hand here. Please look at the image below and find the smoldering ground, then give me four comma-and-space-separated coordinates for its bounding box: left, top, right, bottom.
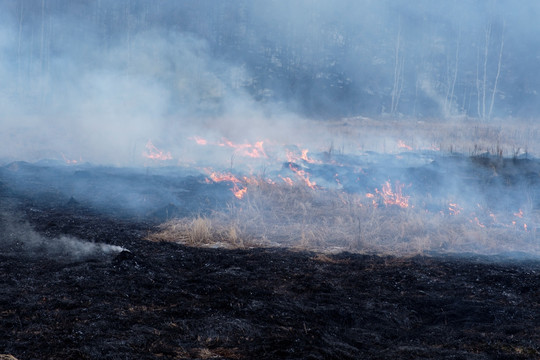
0, 211, 126, 259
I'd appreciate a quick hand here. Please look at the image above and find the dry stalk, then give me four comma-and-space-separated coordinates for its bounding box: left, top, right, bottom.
148, 181, 539, 256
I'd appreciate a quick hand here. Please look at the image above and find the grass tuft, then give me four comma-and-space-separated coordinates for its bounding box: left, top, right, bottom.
148, 179, 539, 256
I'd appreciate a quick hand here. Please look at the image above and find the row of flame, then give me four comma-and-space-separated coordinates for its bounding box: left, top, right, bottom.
61, 137, 530, 231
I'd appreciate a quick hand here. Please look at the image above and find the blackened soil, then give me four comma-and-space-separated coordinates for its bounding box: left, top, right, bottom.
1, 202, 540, 359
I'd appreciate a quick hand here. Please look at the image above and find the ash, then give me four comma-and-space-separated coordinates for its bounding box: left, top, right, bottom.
1, 157, 540, 359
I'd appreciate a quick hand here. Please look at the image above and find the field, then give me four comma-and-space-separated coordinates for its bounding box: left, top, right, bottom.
1, 119, 540, 359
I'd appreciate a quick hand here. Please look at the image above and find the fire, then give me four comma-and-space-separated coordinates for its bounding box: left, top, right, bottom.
219, 139, 267, 158
471, 217, 485, 228
209, 172, 241, 184
186, 134, 536, 233
365, 192, 377, 207
301, 149, 310, 161
375, 180, 409, 208
334, 173, 342, 188
286, 150, 296, 163
300, 149, 321, 164
233, 187, 247, 199
397, 140, 413, 151
288, 163, 317, 189
192, 136, 269, 158
448, 203, 461, 215
248, 141, 266, 158
279, 176, 294, 186
61, 153, 81, 165
206, 171, 247, 199
144, 140, 172, 161
287, 148, 321, 164
191, 136, 208, 145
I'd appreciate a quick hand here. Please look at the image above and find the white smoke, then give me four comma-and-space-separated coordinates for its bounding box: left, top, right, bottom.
1, 214, 126, 259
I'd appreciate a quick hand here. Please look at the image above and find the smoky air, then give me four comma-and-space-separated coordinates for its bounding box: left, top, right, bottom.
0, 0, 539, 258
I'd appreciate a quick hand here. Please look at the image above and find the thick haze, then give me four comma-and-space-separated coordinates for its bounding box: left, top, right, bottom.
1, 0, 539, 164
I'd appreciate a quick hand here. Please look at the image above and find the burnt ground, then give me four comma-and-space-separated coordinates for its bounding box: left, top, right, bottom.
1, 158, 540, 359
2, 201, 540, 360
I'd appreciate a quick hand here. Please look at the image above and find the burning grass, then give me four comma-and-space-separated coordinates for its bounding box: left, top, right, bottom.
148, 179, 540, 256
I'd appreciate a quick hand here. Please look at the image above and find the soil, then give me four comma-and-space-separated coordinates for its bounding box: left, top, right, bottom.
1, 159, 540, 359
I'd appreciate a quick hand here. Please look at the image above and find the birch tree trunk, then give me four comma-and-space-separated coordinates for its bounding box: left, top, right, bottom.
390, 19, 404, 117
488, 22, 504, 120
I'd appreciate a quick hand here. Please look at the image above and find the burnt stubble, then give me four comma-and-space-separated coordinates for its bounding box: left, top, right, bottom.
1, 157, 540, 359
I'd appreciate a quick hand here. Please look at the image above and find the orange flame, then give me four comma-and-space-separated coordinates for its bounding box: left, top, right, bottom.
144, 140, 172, 161
471, 217, 485, 228
233, 187, 247, 199
192, 136, 268, 158
397, 140, 413, 151
209, 172, 241, 184
192, 136, 208, 145
334, 173, 342, 187
375, 180, 409, 208
448, 203, 461, 215
286, 150, 296, 163
61, 153, 81, 165
288, 163, 317, 189
287, 148, 321, 164
219, 139, 267, 158
206, 171, 247, 199
365, 192, 377, 207
301, 149, 310, 161
279, 176, 294, 186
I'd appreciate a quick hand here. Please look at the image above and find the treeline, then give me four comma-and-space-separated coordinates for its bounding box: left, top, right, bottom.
3, 0, 539, 119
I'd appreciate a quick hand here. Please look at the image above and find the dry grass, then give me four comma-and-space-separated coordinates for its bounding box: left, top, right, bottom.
149, 116, 540, 256
150, 216, 245, 249
148, 180, 540, 256
323, 116, 539, 158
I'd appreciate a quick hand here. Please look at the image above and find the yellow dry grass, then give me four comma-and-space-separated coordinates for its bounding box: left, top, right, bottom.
148, 180, 539, 256
321, 116, 539, 158
147, 115, 540, 255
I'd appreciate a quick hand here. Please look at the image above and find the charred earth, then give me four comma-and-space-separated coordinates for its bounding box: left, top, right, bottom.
1, 154, 540, 359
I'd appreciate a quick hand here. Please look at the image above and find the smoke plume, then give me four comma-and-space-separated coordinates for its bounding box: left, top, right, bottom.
0, 213, 126, 259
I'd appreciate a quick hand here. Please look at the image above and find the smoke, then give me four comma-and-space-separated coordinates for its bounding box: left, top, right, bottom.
0, 213, 126, 259
1, 1, 540, 164
1, 1, 540, 258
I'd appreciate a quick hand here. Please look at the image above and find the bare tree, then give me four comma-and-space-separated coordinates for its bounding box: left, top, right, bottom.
390, 18, 404, 117
40, 0, 45, 74
444, 29, 460, 117
476, 22, 504, 121
482, 24, 491, 120
17, 1, 24, 94
488, 21, 504, 120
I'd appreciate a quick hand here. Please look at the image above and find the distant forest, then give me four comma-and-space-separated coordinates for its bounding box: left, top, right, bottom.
2, 0, 540, 120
